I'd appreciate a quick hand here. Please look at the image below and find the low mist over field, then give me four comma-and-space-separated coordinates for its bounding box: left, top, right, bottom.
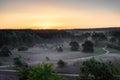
0, 28, 120, 80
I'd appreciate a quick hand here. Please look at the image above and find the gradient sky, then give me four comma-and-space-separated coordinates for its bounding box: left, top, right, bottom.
0, 0, 120, 29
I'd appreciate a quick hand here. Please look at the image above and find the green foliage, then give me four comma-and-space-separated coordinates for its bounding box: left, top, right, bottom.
57, 60, 66, 68
14, 56, 23, 67
15, 60, 65, 80
15, 56, 29, 80
17, 65, 29, 80
28, 63, 65, 80
79, 58, 119, 80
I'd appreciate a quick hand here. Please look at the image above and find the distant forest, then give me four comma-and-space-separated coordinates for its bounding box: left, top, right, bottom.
0, 28, 120, 49
0, 29, 72, 48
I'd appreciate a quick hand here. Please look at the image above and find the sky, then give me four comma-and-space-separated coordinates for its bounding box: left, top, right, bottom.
0, 0, 120, 29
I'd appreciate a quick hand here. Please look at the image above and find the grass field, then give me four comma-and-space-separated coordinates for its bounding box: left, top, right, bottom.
94, 47, 106, 54
107, 48, 120, 54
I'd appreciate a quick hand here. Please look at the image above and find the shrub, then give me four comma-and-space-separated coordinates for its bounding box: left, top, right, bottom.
28, 63, 65, 80
0, 47, 12, 56
57, 60, 66, 67
82, 40, 94, 53
56, 47, 63, 52
17, 65, 29, 80
17, 63, 65, 80
69, 41, 79, 51
14, 56, 29, 80
18, 46, 28, 51
14, 56, 23, 67
79, 58, 119, 80
14, 56, 28, 67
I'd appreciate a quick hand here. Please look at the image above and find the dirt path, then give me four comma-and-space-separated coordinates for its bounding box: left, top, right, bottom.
102, 46, 109, 54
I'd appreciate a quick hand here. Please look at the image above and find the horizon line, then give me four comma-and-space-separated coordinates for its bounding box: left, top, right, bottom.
0, 27, 120, 30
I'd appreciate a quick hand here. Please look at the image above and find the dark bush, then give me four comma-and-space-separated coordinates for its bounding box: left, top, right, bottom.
69, 41, 79, 51
14, 57, 28, 68
18, 46, 28, 51
109, 37, 117, 43
16, 63, 66, 80
0, 47, 12, 56
82, 40, 94, 53
57, 60, 66, 67
14, 56, 29, 80
14, 57, 23, 67
56, 47, 63, 52
79, 58, 119, 80
17, 65, 29, 80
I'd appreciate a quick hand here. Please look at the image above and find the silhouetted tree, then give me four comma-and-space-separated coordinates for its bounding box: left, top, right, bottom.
108, 30, 120, 45
109, 37, 117, 43
56, 46, 63, 52
82, 40, 94, 53
0, 47, 12, 56
92, 32, 107, 41
69, 41, 79, 51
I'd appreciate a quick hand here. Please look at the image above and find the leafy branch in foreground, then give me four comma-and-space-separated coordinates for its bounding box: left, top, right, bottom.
16, 63, 66, 80
28, 63, 65, 80
79, 58, 119, 80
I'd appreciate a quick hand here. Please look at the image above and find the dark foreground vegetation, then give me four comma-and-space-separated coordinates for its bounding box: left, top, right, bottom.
14, 57, 65, 80
14, 57, 120, 80
79, 58, 120, 80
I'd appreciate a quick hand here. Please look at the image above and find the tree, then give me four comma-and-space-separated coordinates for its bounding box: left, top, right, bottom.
91, 32, 107, 47
108, 30, 120, 45
109, 37, 117, 43
79, 58, 119, 80
17, 65, 29, 80
0, 47, 12, 56
69, 41, 79, 51
56, 46, 63, 52
92, 32, 107, 41
82, 40, 94, 53
28, 63, 65, 80
15, 56, 29, 80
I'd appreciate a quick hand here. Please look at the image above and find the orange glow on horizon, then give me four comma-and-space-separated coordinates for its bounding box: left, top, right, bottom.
0, 2, 120, 29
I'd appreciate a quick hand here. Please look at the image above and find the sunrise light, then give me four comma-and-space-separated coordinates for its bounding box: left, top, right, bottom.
0, 0, 120, 29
